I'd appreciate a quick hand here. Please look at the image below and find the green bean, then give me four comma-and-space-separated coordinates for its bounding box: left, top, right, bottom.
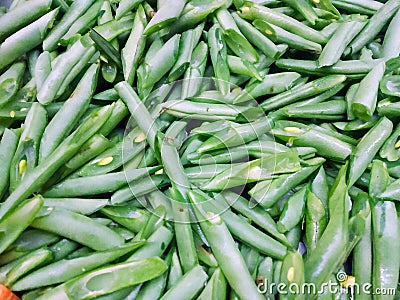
168, 0, 228, 36
208, 24, 230, 95
221, 191, 291, 246
240, 2, 328, 44
44, 166, 157, 197
161, 265, 208, 300
110, 174, 169, 205
202, 150, 300, 191
12, 241, 144, 291
0, 195, 43, 256
319, 17, 366, 67
43, 198, 106, 216
0, 105, 112, 220
0, 62, 25, 107
100, 207, 149, 233
121, 4, 147, 85
115, 0, 142, 19
305, 190, 327, 252
334, 0, 382, 12
168, 24, 203, 82
351, 61, 385, 121
189, 192, 265, 300
181, 41, 209, 99
43, 0, 96, 51
272, 121, 353, 160
345, 0, 400, 56
371, 200, 400, 298
192, 190, 287, 259
38, 35, 96, 105
380, 8, 400, 60
144, 0, 186, 36
2, 248, 52, 287
59, 134, 113, 178
282, 100, 347, 119
92, 14, 134, 42
260, 75, 347, 111
253, 19, 322, 53
127, 225, 173, 260
275, 58, 380, 76
250, 157, 324, 208
39, 63, 99, 162
348, 117, 393, 187
197, 118, 274, 154
304, 164, 349, 295
37, 257, 167, 300
349, 189, 372, 300
0, 0, 52, 42
138, 34, 180, 90
61, 0, 104, 44
197, 268, 227, 300
9, 102, 47, 192
31, 207, 124, 251
234, 72, 301, 104
231, 12, 279, 59
277, 186, 307, 234
34, 51, 52, 92
0, 129, 19, 199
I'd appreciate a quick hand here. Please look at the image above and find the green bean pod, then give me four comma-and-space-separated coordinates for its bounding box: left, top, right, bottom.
221, 191, 291, 246
318, 17, 366, 67
43, 0, 96, 51
380, 8, 400, 60
0, 62, 26, 107
121, 4, 147, 85
9, 102, 47, 192
239, 2, 328, 44
345, 0, 400, 56
37, 257, 167, 300
371, 200, 400, 299
348, 117, 393, 187
253, 19, 322, 53
272, 120, 353, 160
0, 9, 58, 70
304, 164, 349, 297
277, 186, 307, 234
0, 129, 19, 199
189, 191, 265, 300
249, 157, 324, 208
31, 207, 124, 251
0, 0, 52, 42
39, 63, 99, 162
351, 61, 385, 121
0, 105, 112, 220
0, 195, 43, 255
234, 72, 301, 104
208, 24, 230, 95
181, 41, 209, 99
137, 34, 180, 90
160, 265, 208, 300
305, 190, 327, 252
260, 75, 347, 111
37, 35, 96, 105
197, 268, 227, 300
12, 241, 144, 291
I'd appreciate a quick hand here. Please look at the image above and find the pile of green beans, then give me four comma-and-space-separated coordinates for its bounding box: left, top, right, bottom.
0, 0, 400, 299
